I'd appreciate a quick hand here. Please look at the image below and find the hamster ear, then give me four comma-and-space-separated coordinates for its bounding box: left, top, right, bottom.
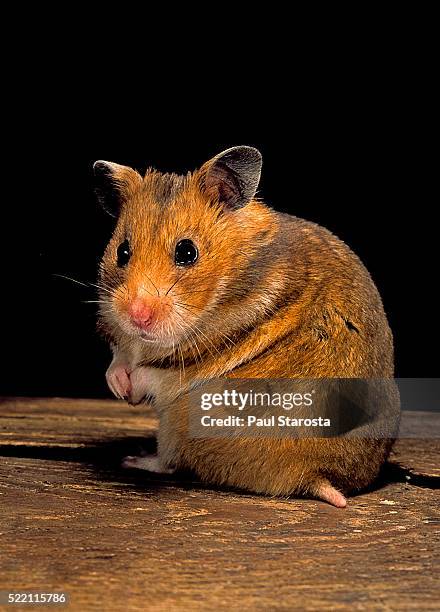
199, 146, 262, 210
93, 160, 142, 217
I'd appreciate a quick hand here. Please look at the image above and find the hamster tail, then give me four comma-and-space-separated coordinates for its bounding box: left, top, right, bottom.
384, 462, 440, 490
309, 463, 439, 508
311, 479, 347, 508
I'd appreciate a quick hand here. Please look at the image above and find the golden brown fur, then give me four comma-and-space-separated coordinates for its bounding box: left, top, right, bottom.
95, 147, 400, 506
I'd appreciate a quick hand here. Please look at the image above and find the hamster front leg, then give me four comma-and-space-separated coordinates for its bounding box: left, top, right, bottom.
122, 367, 181, 474
106, 347, 180, 473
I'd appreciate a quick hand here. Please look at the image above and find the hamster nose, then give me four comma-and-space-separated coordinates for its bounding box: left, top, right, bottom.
128, 298, 153, 329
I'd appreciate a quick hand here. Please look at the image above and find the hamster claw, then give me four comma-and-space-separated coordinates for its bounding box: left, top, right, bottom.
126, 367, 154, 405
106, 363, 131, 400
121, 454, 175, 474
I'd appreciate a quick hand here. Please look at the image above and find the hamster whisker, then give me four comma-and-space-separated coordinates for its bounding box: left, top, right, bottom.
53, 274, 92, 289
170, 332, 177, 369
82, 300, 110, 304
184, 324, 205, 365
157, 321, 176, 369
175, 288, 213, 297
168, 325, 180, 371
176, 302, 237, 349
173, 310, 216, 361
212, 329, 237, 349
185, 330, 207, 365
54, 274, 120, 301
176, 339, 185, 383
173, 318, 203, 366
96, 279, 117, 291
91, 282, 116, 296
165, 268, 191, 296
144, 274, 160, 297
176, 303, 230, 344
140, 284, 155, 298
188, 332, 203, 364
176, 309, 222, 358
174, 301, 205, 312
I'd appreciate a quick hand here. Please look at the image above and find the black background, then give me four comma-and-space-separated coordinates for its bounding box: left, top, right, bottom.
2, 48, 438, 398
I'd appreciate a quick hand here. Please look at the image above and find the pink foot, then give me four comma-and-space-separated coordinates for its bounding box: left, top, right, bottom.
122, 455, 175, 474
106, 363, 131, 400
316, 482, 347, 508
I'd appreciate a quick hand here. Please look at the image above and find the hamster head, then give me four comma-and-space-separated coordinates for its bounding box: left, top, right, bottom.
95, 146, 278, 355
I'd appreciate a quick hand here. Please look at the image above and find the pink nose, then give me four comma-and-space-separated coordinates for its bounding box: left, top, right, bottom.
128, 299, 153, 330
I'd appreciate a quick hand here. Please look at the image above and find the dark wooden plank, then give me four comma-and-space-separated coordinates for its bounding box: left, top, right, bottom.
0, 398, 439, 611
0, 397, 157, 448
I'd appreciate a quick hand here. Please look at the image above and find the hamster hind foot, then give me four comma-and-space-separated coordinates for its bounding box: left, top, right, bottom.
121, 454, 175, 474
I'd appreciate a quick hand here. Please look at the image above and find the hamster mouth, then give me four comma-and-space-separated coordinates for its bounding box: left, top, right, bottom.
139, 331, 160, 343
138, 329, 181, 348
122, 313, 187, 347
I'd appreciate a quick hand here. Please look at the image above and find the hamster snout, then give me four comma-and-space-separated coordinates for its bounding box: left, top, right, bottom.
128, 297, 154, 330
121, 291, 177, 343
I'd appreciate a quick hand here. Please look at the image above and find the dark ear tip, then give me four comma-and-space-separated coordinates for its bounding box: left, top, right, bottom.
234, 145, 262, 158
93, 160, 110, 175
220, 146, 262, 171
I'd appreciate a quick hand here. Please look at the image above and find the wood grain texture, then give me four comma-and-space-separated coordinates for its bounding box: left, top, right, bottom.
0, 398, 439, 611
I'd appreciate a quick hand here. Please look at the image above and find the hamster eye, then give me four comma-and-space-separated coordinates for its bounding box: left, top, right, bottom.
117, 239, 131, 267
175, 239, 198, 266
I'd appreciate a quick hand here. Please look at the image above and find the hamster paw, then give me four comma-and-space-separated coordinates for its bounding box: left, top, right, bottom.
121, 454, 175, 474
126, 366, 156, 405
106, 363, 131, 400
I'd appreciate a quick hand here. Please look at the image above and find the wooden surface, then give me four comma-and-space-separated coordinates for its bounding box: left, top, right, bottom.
0, 398, 439, 612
